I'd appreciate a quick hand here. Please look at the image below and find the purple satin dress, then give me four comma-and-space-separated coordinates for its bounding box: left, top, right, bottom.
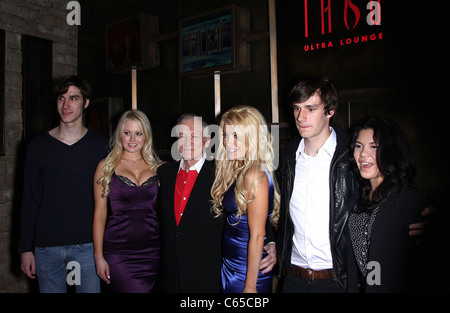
103, 173, 160, 293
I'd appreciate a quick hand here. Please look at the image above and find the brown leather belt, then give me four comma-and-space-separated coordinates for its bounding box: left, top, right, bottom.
285, 264, 336, 283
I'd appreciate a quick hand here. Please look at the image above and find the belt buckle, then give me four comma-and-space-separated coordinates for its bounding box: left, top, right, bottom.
307, 268, 314, 283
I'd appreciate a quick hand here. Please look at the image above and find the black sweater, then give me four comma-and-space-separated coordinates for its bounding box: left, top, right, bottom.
20, 130, 108, 253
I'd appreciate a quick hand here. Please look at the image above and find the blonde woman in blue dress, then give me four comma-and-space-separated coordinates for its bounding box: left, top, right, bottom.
211, 105, 280, 293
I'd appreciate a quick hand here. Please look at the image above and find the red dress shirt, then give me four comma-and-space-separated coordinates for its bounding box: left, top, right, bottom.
174, 169, 198, 225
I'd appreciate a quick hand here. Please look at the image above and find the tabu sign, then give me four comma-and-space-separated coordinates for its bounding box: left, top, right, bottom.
301, 0, 383, 52
179, 5, 250, 76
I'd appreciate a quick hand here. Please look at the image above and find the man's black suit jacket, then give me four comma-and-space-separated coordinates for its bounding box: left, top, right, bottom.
157, 160, 225, 293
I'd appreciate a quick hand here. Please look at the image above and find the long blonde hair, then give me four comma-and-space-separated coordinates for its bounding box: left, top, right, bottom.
97, 110, 162, 197
210, 105, 280, 227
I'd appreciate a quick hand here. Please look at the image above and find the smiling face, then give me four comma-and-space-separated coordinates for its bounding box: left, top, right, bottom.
121, 119, 146, 154
353, 128, 384, 190
56, 85, 89, 125
177, 117, 207, 164
223, 122, 247, 161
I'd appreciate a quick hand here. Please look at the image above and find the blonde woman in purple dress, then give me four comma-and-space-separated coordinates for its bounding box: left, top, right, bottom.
93, 110, 162, 292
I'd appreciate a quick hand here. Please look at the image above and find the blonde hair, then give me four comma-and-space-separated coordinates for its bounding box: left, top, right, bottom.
210, 105, 280, 227
97, 110, 162, 197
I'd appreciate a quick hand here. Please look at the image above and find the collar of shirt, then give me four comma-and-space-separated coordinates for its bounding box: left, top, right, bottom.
178, 153, 206, 174
296, 127, 337, 160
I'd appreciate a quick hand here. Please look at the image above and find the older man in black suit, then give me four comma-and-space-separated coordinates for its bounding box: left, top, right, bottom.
158, 114, 276, 293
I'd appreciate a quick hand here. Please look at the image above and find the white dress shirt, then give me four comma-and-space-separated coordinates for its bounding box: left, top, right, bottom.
178, 153, 207, 174
289, 128, 337, 270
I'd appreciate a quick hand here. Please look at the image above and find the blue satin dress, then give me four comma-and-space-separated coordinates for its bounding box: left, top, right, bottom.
221, 170, 274, 293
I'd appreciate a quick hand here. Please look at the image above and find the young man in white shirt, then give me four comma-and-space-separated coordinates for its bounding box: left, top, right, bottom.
277, 77, 430, 292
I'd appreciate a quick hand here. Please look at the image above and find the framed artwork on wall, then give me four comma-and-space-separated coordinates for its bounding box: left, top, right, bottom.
179, 5, 250, 76
106, 13, 159, 72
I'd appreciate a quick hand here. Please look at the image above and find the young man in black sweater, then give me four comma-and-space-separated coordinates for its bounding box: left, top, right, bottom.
20, 76, 108, 293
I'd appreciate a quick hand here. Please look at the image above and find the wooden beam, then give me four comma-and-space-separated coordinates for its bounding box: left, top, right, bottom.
131, 66, 137, 109
269, 0, 279, 123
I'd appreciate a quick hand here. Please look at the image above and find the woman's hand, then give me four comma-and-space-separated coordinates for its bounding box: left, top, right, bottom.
95, 256, 110, 284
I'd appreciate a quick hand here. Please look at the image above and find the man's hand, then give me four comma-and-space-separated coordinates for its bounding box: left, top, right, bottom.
21, 252, 36, 279
409, 205, 436, 245
260, 242, 277, 274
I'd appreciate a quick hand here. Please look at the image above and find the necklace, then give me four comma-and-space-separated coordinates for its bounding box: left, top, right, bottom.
122, 158, 144, 174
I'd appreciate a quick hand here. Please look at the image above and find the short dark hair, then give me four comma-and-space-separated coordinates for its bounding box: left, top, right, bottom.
288, 76, 338, 116
54, 76, 92, 102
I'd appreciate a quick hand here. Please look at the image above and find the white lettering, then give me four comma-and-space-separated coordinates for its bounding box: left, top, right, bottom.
366, 1, 381, 25
366, 261, 381, 285
66, 261, 81, 286
66, 1, 81, 26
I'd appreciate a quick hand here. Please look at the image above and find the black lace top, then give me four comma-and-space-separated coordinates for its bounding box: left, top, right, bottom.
348, 203, 381, 277
116, 174, 157, 187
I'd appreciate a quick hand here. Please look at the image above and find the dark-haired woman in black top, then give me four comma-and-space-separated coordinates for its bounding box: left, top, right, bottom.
347, 116, 429, 292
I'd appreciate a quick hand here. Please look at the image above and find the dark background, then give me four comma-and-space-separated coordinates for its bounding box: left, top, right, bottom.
76, 0, 449, 214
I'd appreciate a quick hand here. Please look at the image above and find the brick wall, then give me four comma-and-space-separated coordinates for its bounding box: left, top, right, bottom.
0, 0, 78, 292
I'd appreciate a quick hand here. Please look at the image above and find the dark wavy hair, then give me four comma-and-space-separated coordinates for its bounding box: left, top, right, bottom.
54, 76, 92, 104
288, 76, 338, 116
350, 116, 417, 212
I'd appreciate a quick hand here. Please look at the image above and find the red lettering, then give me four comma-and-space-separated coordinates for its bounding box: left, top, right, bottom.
344, 0, 361, 30
304, 0, 309, 38
304, 41, 334, 52
321, 0, 332, 35
304, 1, 381, 39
